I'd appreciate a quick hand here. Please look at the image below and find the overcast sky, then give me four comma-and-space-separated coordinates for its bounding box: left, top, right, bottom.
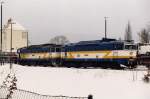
3, 0, 150, 44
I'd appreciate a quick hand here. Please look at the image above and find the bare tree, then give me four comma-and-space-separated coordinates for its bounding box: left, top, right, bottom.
124, 21, 133, 42
138, 28, 150, 43
49, 35, 69, 45
118, 37, 122, 41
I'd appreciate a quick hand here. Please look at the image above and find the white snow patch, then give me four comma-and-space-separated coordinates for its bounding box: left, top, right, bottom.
0, 64, 150, 99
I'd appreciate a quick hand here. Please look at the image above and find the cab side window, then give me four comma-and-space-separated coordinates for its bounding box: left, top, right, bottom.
125, 45, 137, 50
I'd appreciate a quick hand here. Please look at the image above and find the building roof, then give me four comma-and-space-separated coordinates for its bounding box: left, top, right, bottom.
4, 18, 27, 31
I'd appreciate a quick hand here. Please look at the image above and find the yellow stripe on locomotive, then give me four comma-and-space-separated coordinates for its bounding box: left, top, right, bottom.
20, 52, 50, 59
65, 50, 136, 59
20, 52, 62, 59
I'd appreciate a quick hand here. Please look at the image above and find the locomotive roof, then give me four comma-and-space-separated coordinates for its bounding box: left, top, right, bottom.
78, 38, 116, 43
25, 44, 61, 48
18, 43, 62, 51
66, 38, 124, 46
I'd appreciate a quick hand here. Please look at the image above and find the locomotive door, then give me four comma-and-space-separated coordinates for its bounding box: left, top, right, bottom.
112, 50, 119, 67
52, 47, 57, 66
51, 47, 62, 66
113, 44, 118, 63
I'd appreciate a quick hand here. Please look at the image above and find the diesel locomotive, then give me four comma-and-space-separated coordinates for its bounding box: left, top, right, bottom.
17, 38, 138, 68
17, 44, 62, 66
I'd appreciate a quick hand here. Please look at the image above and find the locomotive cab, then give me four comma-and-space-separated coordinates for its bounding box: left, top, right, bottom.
124, 43, 137, 67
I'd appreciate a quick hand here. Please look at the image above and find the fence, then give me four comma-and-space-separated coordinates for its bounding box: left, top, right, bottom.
0, 52, 17, 65
0, 87, 92, 99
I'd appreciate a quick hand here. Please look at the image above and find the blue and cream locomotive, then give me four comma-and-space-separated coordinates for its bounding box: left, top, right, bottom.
61, 38, 137, 68
17, 38, 137, 68
17, 44, 62, 66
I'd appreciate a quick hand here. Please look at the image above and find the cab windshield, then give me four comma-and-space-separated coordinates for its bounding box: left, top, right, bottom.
124, 45, 137, 50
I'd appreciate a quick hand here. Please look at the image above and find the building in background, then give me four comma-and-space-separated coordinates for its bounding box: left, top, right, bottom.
1, 18, 28, 52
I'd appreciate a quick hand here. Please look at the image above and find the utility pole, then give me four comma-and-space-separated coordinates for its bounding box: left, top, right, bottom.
0, 1, 4, 52
10, 19, 15, 70
104, 17, 108, 39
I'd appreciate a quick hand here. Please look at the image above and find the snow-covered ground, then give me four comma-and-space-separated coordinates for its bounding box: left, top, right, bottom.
0, 64, 150, 99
